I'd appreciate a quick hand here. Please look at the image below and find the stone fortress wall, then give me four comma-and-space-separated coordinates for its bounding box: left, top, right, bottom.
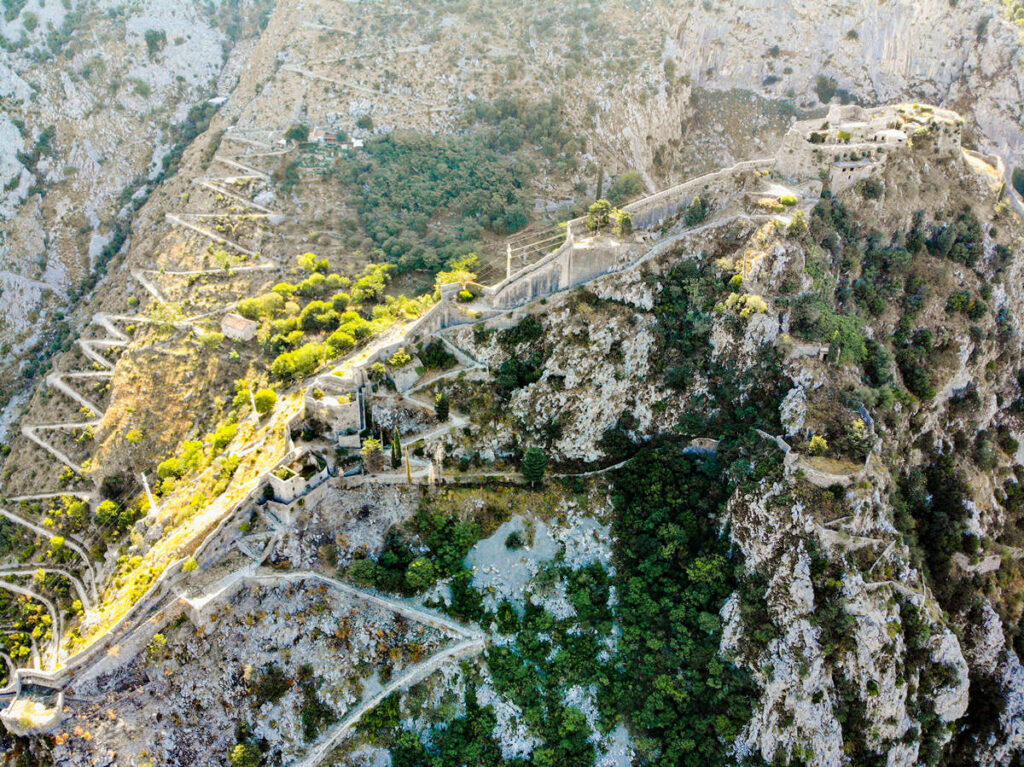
0, 102, 991, 730
487, 104, 964, 311
306, 103, 975, 443
776, 103, 963, 193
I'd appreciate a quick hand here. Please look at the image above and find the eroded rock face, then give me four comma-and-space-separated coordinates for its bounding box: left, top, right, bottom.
0, 0, 262, 435
667, 0, 1024, 163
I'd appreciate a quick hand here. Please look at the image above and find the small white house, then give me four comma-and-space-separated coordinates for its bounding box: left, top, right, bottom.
872, 129, 908, 145
221, 313, 258, 342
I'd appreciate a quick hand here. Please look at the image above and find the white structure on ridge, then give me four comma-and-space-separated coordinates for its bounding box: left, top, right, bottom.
775, 103, 963, 192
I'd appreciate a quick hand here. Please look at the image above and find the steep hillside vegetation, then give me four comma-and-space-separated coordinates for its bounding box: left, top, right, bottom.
5, 0, 1023, 443
1, 0, 1024, 764
312, 140, 1024, 766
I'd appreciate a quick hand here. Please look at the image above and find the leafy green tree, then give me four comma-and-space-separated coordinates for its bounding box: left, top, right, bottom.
299, 301, 340, 332
284, 124, 310, 142
610, 208, 633, 236
209, 422, 238, 452
228, 742, 261, 767
587, 199, 612, 231
327, 330, 356, 354
237, 292, 284, 320
271, 343, 329, 380
347, 558, 380, 587
95, 499, 120, 527
389, 347, 412, 368
521, 447, 548, 486
253, 388, 277, 416
404, 557, 436, 591
361, 437, 384, 473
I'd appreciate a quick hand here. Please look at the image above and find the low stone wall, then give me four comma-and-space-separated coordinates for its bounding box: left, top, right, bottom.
484, 238, 573, 310
620, 158, 773, 231
486, 158, 774, 311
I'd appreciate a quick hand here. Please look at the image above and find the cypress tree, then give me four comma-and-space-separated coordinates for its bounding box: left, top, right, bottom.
391, 425, 402, 469
435, 391, 450, 421
521, 447, 547, 486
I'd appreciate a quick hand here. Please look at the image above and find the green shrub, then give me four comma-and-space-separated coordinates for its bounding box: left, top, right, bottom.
144, 28, 166, 57
684, 195, 708, 225
858, 179, 883, 199
253, 388, 277, 416
228, 742, 261, 767
495, 352, 544, 397
498, 315, 544, 347
434, 391, 450, 421
419, 340, 456, 370
610, 208, 633, 236
284, 124, 309, 142
251, 663, 290, 706
404, 557, 436, 591
816, 74, 838, 103
605, 171, 644, 204
587, 198, 612, 231
388, 347, 412, 368
209, 422, 238, 451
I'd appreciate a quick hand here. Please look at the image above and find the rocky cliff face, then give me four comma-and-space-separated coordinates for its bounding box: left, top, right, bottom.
1, 2, 1024, 765
5, 0, 1024, 444
0, 0, 270, 437
426, 139, 1024, 764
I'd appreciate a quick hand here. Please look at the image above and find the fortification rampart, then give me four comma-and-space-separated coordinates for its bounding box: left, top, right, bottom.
486, 158, 774, 311
776, 102, 963, 193
8, 102, 1000, 718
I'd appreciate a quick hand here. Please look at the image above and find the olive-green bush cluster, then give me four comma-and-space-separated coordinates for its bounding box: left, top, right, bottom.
609, 445, 761, 766
327, 97, 582, 273
791, 194, 990, 402
243, 261, 432, 381
346, 505, 482, 606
